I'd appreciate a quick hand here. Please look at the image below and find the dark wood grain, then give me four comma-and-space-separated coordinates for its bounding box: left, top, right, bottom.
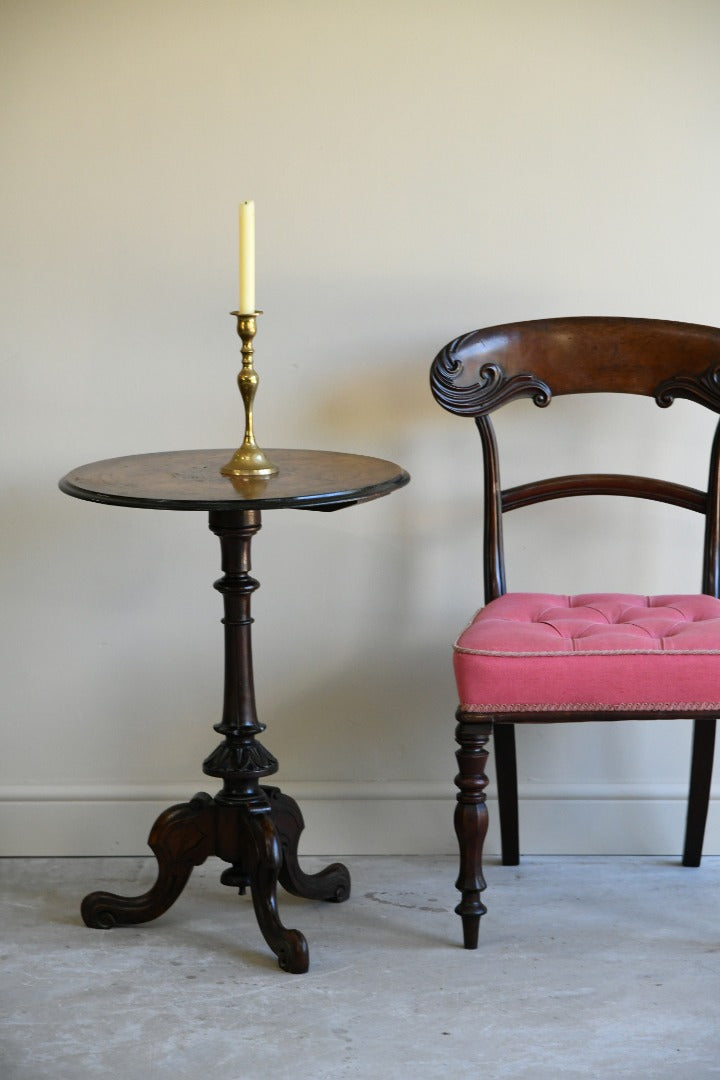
476, 416, 506, 602
502, 473, 707, 514
431, 316, 720, 409
453, 719, 491, 949
59, 448, 409, 511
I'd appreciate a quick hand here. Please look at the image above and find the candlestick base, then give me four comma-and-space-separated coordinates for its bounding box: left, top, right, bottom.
221, 310, 278, 479
220, 443, 278, 478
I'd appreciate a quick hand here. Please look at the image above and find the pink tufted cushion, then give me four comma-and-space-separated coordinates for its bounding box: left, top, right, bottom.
453, 593, 720, 712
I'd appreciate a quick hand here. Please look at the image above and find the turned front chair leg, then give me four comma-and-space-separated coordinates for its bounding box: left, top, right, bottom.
454, 716, 491, 949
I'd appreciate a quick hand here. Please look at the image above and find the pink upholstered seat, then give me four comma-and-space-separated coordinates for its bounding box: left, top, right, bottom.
454, 593, 720, 713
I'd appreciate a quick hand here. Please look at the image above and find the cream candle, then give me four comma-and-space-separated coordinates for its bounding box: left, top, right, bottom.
238, 201, 255, 314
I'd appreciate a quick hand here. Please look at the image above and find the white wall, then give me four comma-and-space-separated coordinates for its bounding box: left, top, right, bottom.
2, 0, 719, 856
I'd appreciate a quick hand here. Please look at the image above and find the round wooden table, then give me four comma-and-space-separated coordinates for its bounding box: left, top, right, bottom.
59, 449, 410, 973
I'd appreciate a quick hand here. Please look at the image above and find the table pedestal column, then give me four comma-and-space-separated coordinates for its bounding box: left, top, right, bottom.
80, 508, 350, 973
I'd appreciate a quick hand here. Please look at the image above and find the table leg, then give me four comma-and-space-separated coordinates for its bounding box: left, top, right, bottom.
224, 798, 309, 974
81, 793, 215, 928
264, 786, 350, 902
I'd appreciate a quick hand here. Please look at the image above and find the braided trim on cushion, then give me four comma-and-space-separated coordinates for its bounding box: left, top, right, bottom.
453, 643, 720, 657
459, 701, 720, 713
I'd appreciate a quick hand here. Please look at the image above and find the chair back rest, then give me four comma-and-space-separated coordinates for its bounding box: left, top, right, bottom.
430, 316, 720, 601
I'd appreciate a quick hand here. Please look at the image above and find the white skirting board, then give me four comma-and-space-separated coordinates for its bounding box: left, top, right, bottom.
1, 781, 717, 857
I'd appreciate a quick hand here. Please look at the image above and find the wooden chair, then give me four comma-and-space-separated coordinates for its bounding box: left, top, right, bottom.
430, 316, 720, 948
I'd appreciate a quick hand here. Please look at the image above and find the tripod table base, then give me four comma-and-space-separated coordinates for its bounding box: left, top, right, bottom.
80, 787, 350, 974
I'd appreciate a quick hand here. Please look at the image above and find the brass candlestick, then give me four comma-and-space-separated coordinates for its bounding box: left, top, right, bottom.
220, 311, 278, 478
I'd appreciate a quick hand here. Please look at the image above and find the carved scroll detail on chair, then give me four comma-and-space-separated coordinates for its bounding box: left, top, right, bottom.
655, 365, 720, 412
431, 334, 552, 417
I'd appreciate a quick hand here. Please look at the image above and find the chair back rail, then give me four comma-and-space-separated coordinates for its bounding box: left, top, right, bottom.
502, 474, 706, 513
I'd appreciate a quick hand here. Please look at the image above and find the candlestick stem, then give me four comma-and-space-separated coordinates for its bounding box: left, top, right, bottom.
221, 312, 278, 478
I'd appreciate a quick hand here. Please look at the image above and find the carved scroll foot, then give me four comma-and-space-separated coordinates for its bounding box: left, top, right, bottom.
264, 786, 350, 902
454, 717, 491, 949
81, 793, 216, 929
242, 807, 309, 973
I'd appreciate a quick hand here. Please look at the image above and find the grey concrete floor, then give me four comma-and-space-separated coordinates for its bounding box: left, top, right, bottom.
1, 855, 719, 1079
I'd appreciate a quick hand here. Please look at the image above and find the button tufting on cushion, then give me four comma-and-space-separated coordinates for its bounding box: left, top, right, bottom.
453, 593, 720, 712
